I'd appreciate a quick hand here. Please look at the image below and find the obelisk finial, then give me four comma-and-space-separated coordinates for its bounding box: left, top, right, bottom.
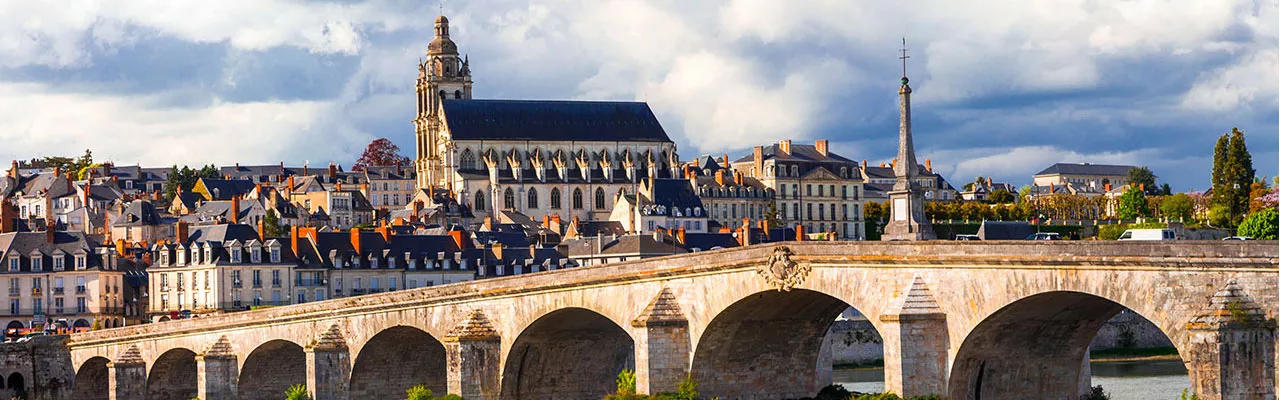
899, 37, 910, 84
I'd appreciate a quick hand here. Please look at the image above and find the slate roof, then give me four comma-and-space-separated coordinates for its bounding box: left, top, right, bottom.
363, 166, 415, 180
681, 233, 740, 251
113, 200, 163, 227
976, 221, 1035, 241
644, 179, 703, 214
1034, 163, 1134, 177
220, 165, 307, 183
733, 143, 856, 164
0, 232, 107, 272
305, 231, 462, 268
180, 200, 266, 225
441, 100, 673, 143
185, 224, 261, 244
197, 179, 258, 200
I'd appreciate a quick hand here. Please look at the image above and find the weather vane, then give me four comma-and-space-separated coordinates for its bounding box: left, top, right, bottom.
899, 37, 910, 78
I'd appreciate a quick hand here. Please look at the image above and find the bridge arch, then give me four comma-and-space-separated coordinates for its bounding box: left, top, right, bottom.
947, 290, 1184, 400
500, 307, 635, 400
238, 339, 306, 400
72, 356, 110, 400
690, 288, 866, 399
146, 347, 197, 400
348, 325, 447, 399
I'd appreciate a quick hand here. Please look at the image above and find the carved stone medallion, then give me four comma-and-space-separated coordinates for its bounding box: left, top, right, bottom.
758, 246, 810, 291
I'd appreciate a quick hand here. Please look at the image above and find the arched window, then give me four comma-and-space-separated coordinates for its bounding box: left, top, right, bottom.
454, 90, 462, 99
840, 167, 848, 178
594, 188, 606, 210
460, 149, 475, 170
572, 189, 583, 210
527, 188, 539, 209
504, 188, 515, 210
791, 165, 799, 176
551, 188, 562, 209
474, 191, 486, 211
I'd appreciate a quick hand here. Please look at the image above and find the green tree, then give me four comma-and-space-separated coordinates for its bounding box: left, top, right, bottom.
761, 203, 783, 230
1117, 187, 1149, 220
1208, 204, 1233, 228
1159, 183, 1172, 196
163, 164, 221, 203
1159, 193, 1194, 221
988, 189, 1015, 204
1128, 166, 1157, 195
263, 209, 284, 238
285, 384, 312, 400
1237, 208, 1278, 240
1211, 132, 1229, 201
1213, 128, 1256, 223
615, 369, 636, 395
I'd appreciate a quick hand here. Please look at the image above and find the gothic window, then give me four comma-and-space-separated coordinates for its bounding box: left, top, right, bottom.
594, 188, 606, 210
475, 191, 486, 211
454, 90, 462, 99
527, 189, 539, 209
550, 188, 561, 209
572, 188, 583, 210
504, 188, 515, 210
460, 149, 475, 169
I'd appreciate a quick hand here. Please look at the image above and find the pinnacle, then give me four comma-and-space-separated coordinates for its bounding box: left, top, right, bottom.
203, 336, 236, 358
446, 309, 499, 341
312, 324, 348, 350
114, 345, 144, 365
899, 275, 943, 315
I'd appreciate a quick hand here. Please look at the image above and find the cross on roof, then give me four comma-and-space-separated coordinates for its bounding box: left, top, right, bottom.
899, 38, 910, 78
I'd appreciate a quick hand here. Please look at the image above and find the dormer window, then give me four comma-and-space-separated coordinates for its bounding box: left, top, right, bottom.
53, 256, 64, 271
176, 247, 186, 265
30, 251, 42, 272
369, 257, 379, 269
251, 247, 261, 263
75, 255, 85, 270
270, 247, 280, 263
230, 248, 241, 263
7, 257, 16, 272
388, 258, 396, 269
204, 247, 212, 263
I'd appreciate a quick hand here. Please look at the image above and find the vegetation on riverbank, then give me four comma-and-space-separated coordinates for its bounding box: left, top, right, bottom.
1090, 346, 1180, 361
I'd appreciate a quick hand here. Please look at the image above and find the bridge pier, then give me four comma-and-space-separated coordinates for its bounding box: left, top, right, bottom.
196, 353, 238, 400
445, 311, 501, 400
1185, 282, 1278, 400
306, 326, 352, 400
106, 347, 145, 400
632, 288, 692, 395
879, 277, 949, 398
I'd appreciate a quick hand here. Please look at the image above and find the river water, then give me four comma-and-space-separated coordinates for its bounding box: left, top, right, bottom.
836, 359, 1189, 400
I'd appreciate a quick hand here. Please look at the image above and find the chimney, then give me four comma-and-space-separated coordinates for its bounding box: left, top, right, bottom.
652, 229, 664, 243
256, 219, 266, 242
1049, 183, 1055, 194
542, 214, 550, 228
733, 171, 743, 186
753, 146, 763, 175
572, 215, 580, 227
8, 161, 16, 179
596, 232, 603, 254
230, 195, 241, 224
815, 140, 828, 157
0, 200, 15, 233
82, 182, 90, 210
1104, 182, 1112, 192
412, 201, 424, 222
290, 226, 300, 257
925, 159, 932, 173
891, 158, 897, 169
335, 182, 343, 192
795, 224, 805, 241
779, 140, 791, 155
714, 170, 725, 186
361, 182, 370, 195
492, 242, 504, 260
676, 226, 686, 244
376, 225, 392, 242
286, 176, 295, 196
350, 227, 362, 255
177, 220, 189, 244
53, 165, 61, 178
862, 160, 868, 170
682, 164, 692, 179
483, 216, 493, 231
721, 154, 729, 169
448, 228, 466, 249
328, 163, 338, 181
761, 218, 771, 237
741, 218, 751, 246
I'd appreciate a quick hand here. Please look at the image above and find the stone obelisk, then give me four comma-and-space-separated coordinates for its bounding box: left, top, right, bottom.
882, 39, 936, 241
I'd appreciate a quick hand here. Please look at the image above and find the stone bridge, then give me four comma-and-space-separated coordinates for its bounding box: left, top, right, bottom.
64, 241, 1277, 400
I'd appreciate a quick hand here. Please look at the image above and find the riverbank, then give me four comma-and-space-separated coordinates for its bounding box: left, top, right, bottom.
1090, 346, 1181, 362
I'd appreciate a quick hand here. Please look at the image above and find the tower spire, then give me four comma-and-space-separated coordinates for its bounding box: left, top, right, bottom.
882, 37, 935, 241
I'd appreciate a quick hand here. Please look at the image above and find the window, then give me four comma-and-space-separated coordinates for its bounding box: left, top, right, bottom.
780, 185, 786, 197
550, 189, 561, 209
454, 90, 462, 99
251, 247, 261, 263
791, 184, 799, 200
54, 298, 63, 314
792, 204, 799, 221
594, 188, 606, 210
818, 185, 824, 197
572, 188, 583, 209
272, 270, 281, 287
270, 247, 280, 263
160, 274, 169, 291
841, 186, 847, 199
177, 272, 185, 291
818, 204, 825, 220
231, 248, 241, 263
527, 189, 538, 209
53, 256, 64, 271
160, 294, 168, 311
204, 271, 211, 289
807, 204, 813, 220
791, 166, 799, 176
460, 149, 475, 170
7, 257, 16, 272
474, 191, 486, 211
842, 204, 848, 220
30, 255, 40, 272
504, 188, 515, 210
830, 185, 835, 197
253, 270, 262, 288
390, 277, 397, 290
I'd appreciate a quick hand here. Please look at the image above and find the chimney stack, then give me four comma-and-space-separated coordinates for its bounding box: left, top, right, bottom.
81, 182, 90, 210
815, 139, 829, 157
350, 227, 362, 255
676, 226, 686, 244
328, 163, 338, 181
375, 225, 392, 243
8, 161, 16, 179
290, 226, 300, 258
448, 227, 467, 250
862, 160, 868, 170
925, 159, 932, 173
753, 146, 764, 176
230, 195, 241, 224
256, 219, 265, 242
779, 140, 791, 155
721, 154, 729, 169
177, 220, 189, 244
714, 170, 725, 186
795, 224, 805, 241
741, 218, 751, 246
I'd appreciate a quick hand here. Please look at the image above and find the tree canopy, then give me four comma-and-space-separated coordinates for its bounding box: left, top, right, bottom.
1159, 193, 1194, 222
1211, 128, 1255, 224
1117, 187, 1150, 220
163, 165, 220, 202
354, 138, 411, 171
1237, 208, 1278, 240
1127, 166, 1157, 195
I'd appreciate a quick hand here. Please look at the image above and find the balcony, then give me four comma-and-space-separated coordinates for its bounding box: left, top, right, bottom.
350, 289, 366, 295
30, 287, 41, 296
294, 279, 326, 287
53, 287, 64, 295
232, 280, 243, 288
75, 286, 86, 294
8, 289, 19, 297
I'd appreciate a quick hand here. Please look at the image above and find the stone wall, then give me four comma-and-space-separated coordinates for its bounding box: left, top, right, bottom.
1089, 310, 1175, 350
0, 336, 76, 400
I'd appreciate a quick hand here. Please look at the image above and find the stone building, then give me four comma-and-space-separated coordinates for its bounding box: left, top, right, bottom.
146, 223, 296, 320
1032, 162, 1134, 188
609, 178, 709, 234
862, 161, 958, 202
106, 200, 174, 244
730, 140, 866, 239
686, 157, 775, 231
411, 15, 680, 224
360, 165, 417, 212
0, 231, 126, 331
294, 226, 476, 295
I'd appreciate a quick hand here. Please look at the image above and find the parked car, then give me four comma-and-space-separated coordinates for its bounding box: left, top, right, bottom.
1117, 229, 1177, 241
954, 234, 981, 241
1026, 232, 1062, 241
1222, 236, 1255, 240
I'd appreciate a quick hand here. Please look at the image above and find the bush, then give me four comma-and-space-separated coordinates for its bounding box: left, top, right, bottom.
815, 384, 851, 400
285, 384, 312, 400
1178, 389, 1201, 400
1237, 208, 1278, 239
1208, 204, 1234, 228
1080, 385, 1110, 400
406, 386, 433, 400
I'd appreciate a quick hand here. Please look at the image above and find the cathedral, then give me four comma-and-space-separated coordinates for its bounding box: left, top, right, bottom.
413, 15, 681, 222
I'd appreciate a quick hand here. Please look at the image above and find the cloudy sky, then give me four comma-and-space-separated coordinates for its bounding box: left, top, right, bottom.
1, 0, 1275, 191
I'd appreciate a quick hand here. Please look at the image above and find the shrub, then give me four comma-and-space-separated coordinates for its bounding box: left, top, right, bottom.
815, 384, 851, 400
1080, 385, 1110, 400
671, 374, 699, 400
406, 385, 433, 400
616, 369, 637, 395
1178, 389, 1201, 400
1237, 208, 1278, 239
285, 384, 312, 400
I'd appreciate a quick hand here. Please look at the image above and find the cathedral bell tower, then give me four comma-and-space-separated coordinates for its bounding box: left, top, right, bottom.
882, 39, 936, 241
415, 15, 473, 190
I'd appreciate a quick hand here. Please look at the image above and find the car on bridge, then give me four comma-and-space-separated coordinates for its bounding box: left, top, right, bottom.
1117, 229, 1177, 241
1222, 236, 1255, 240
1025, 232, 1062, 240
954, 234, 981, 241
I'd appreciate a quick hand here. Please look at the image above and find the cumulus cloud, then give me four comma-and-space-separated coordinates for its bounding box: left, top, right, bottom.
0, 0, 1273, 192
